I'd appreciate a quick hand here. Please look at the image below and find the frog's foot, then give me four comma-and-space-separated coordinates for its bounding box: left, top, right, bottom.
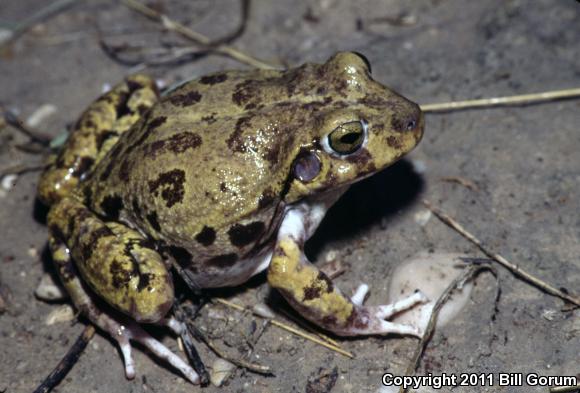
94, 312, 199, 384
347, 284, 428, 336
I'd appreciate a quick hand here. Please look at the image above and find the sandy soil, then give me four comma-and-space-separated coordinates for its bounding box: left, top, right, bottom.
1, 1, 579, 392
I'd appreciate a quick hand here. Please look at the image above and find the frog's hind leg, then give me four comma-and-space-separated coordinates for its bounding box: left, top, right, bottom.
47, 196, 199, 384
38, 74, 158, 205
268, 206, 428, 337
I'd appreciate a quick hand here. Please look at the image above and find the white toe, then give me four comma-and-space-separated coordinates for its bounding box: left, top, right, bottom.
351, 283, 369, 306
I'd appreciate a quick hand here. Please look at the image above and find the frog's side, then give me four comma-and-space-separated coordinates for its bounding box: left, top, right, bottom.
38, 52, 425, 384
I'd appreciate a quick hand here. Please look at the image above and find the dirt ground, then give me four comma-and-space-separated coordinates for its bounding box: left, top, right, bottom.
1, 1, 579, 392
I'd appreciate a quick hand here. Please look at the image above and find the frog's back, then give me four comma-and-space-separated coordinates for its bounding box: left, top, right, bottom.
85, 67, 322, 266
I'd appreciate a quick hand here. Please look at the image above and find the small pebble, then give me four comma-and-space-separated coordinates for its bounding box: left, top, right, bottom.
25, 104, 57, 128
252, 303, 275, 319
1, 174, 18, 190
27, 246, 38, 258
414, 209, 432, 226
45, 304, 75, 325
210, 358, 235, 387
35, 273, 67, 301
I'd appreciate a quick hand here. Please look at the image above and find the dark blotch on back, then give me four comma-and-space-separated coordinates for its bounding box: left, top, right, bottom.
199, 73, 228, 85
146, 132, 202, 158
168, 91, 202, 107
227, 116, 252, 153
232, 80, 256, 106
228, 221, 265, 248
148, 169, 186, 208
147, 116, 167, 133
206, 253, 238, 268
100, 194, 124, 220
195, 226, 216, 246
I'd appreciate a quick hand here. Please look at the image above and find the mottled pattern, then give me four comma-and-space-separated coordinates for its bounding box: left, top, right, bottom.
38, 52, 424, 341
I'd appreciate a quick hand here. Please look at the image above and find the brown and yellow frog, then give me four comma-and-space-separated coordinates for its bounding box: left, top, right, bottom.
38, 52, 425, 384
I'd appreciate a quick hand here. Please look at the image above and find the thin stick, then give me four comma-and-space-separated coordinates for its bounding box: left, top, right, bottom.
550, 385, 580, 393
3, 110, 52, 146
179, 328, 210, 386
32, 325, 96, 393
423, 200, 580, 307
421, 88, 580, 113
186, 323, 272, 375
121, 0, 277, 70
0, 0, 80, 48
277, 306, 343, 348
0, 164, 46, 179
400, 265, 491, 393
215, 298, 354, 358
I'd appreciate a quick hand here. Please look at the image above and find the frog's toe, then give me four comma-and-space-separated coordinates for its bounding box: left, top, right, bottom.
95, 312, 199, 384
127, 324, 200, 385
372, 290, 428, 319
350, 283, 369, 306
344, 290, 428, 337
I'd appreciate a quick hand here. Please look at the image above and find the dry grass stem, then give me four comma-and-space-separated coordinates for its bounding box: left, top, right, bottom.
215, 298, 354, 358
421, 88, 580, 112
423, 200, 580, 307
186, 323, 271, 375
550, 385, 580, 392
439, 176, 478, 191
121, 0, 277, 70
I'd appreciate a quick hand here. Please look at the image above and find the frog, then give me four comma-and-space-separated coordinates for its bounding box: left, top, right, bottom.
37, 52, 425, 384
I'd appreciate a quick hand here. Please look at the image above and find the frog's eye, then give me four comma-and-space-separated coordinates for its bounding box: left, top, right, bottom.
327, 120, 367, 155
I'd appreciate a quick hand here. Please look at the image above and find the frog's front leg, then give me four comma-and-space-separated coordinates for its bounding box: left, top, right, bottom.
268, 207, 427, 336
48, 196, 199, 384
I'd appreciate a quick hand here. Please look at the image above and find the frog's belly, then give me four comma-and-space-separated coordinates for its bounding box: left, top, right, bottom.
185, 247, 274, 288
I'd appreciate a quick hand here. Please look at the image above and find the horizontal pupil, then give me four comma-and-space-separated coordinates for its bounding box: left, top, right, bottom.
340, 132, 361, 144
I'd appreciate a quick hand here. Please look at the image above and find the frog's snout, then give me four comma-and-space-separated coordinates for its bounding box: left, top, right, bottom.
390, 101, 424, 143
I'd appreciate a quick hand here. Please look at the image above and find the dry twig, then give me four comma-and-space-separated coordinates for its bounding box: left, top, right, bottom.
0, 0, 80, 48
2, 110, 52, 146
186, 322, 272, 375
439, 176, 478, 191
120, 0, 277, 70
32, 325, 96, 393
215, 298, 354, 358
423, 200, 580, 307
550, 385, 580, 393
0, 164, 46, 179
